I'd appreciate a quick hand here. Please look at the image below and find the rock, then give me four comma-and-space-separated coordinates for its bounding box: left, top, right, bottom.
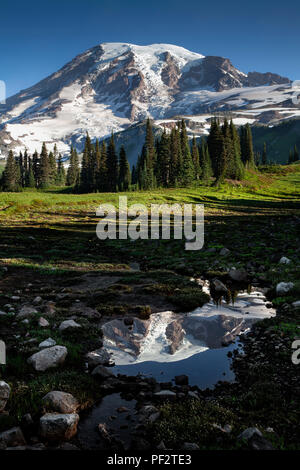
174, 375, 189, 386
148, 412, 160, 423
228, 268, 248, 283
59, 320, 81, 331
139, 405, 159, 417
38, 317, 49, 327
0, 381, 10, 412
0, 427, 26, 447
59, 442, 80, 450
250, 435, 274, 450
154, 390, 176, 399
292, 300, 300, 308
211, 279, 228, 295
157, 441, 166, 450
39, 337, 56, 348
98, 423, 113, 443
39, 413, 79, 440
124, 317, 134, 326
17, 305, 38, 319
238, 427, 262, 441
187, 391, 200, 400
181, 442, 199, 450
28, 346, 68, 371
42, 391, 79, 414
0, 310, 8, 316
70, 302, 101, 319
220, 247, 230, 256
279, 256, 291, 264
276, 282, 294, 295
33, 296, 42, 305
91, 365, 116, 379
44, 302, 56, 317
85, 348, 114, 367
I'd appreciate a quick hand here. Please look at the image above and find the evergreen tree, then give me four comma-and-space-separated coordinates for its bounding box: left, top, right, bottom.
32, 150, 40, 187
27, 157, 36, 188
156, 128, 170, 187
262, 142, 267, 165
229, 120, 244, 179
107, 132, 119, 192
67, 145, 80, 186
118, 146, 131, 191
241, 124, 255, 168
39, 142, 50, 188
48, 147, 58, 185
199, 139, 213, 184
191, 136, 201, 180
207, 118, 224, 177
80, 133, 93, 192
56, 154, 66, 186
98, 141, 108, 191
1, 151, 19, 191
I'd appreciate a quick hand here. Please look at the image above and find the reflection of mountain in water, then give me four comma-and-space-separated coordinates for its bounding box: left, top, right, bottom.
102, 290, 275, 366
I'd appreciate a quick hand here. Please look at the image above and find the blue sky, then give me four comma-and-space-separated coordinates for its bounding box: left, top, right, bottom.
1, 0, 300, 97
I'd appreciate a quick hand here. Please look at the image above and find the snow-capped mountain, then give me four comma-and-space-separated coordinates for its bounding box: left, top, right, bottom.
0, 42, 298, 157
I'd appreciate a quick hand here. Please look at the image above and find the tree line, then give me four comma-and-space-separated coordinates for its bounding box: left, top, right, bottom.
0, 118, 259, 192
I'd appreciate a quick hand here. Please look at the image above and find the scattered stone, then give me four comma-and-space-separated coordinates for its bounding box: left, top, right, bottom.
181, 442, 199, 450
0, 427, 26, 447
28, 345, 68, 372
59, 442, 80, 450
85, 348, 114, 367
17, 305, 38, 319
33, 296, 42, 305
39, 338, 56, 348
220, 247, 230, 256
0, 310, 8, 316
91, 365, 115, 379
0, 381, 10, 412
38, 317, 49, 327
276, 282, 294, 295
279, 256, 291, 264
59, 319, 81, 331
154, 390, 176, 399
292, 300, 300, 308
174, 375, 189, 386
44, 302, 56, 317
238, 427, 262, 441
42, 391, 79, 414
98, 423, 113, 443
39, 413, 79, 440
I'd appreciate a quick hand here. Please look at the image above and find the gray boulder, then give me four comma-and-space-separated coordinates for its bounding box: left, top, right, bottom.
91, 365, 115, 379
39, 413, 79, 440
42, 391, 79, 414
17, 305, 38, 319
276, 282, 294, 295
0, 427, 26, 447
59, 320, 81, 331
0, 381, 10, 412
39, 337, 56, 348
28, 346, 68, 371
85, 348, 114, 367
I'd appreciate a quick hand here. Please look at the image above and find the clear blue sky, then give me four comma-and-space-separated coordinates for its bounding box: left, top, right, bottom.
1, 0, 299, 97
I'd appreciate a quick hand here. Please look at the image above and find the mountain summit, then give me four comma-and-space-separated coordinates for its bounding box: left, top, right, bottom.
0, 42, 296, 156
